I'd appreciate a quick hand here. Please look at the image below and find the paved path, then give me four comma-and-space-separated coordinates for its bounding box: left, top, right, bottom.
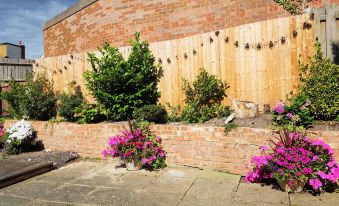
0, 161, 338, 206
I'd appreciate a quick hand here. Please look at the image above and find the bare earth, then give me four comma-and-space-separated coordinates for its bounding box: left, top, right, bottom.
0, 160, 338, 206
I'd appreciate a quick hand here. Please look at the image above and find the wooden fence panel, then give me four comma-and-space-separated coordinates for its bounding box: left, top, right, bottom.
34, 14, 316, 112
0, 58, 33, 82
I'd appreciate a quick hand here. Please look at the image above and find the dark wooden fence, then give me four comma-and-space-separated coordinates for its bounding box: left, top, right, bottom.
313, 4, 339, 64
0, 58, 33, 82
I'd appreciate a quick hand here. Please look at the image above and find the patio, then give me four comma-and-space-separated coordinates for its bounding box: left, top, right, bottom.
0, 161, 337, 206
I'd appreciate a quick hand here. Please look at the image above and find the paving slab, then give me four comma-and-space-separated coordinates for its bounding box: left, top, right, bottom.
37, 184, 97, 204
0, 195, 32, 206
0, 180, 62, 198
290, 192, 339, 206
233, 183, 289, 206
25, 199, 89, 206
125, 192, 182, 206
178, 171, 241, 206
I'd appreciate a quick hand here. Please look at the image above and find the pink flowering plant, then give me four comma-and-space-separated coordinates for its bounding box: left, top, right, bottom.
102, 122, 166, 170
246, 128, 338, 193
272, 94, 314, 128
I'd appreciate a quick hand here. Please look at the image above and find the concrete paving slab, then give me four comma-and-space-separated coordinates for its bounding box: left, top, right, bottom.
233, 183, 289, 206
0, 180, 62, 198
146, 176, 196, 195
0, 195, 32, 206
290, 192, 339, 206
82, 187, 136, 206
25, 199, 90, 206
71, 173, 122, 187
178, 178, 237, 206
125, 192, 182, 206
113, 174, 157, 192
37, 184, 96, 204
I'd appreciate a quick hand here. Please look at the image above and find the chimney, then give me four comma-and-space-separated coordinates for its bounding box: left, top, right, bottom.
19, 41, 25, 59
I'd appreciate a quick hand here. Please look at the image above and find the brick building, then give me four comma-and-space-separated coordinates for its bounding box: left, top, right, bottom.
43, 0, 338, 57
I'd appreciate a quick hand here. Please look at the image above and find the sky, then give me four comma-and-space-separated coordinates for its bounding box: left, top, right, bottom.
0, 0, 78, 59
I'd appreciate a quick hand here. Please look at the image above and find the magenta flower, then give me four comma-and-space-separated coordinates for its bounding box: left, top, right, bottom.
286, 112, 293, 118
273, 102, 285, 114
259, 145, 269, 152
102, 150, 108, 158
309, 178, 323, 190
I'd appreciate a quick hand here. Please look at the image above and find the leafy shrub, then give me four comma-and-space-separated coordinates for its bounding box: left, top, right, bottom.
84, 33, 162, 121
0, 123, 5, 149
133, 105, 167, 124
181, 69, 230, 123
58, 83, 84, 121
1, 81, 26, 118
245, 128, 338, 194
298, 42, 339, 121
75, 103, 108, 124
3, 119, 40, 155
165, 103, 181, 122
102, 121, 166, 170
272, 94, 314, 129
182, 69, 227, 107
224, 123, 238, 134
1, 73, 57, 120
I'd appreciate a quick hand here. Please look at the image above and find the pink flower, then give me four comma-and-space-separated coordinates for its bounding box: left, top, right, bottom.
303, 168, 313, 175
309, 178, 323, 190
159, 151, 165, 157
327, 161, 336, 167
312, 155, 318, 161
273, 102, 285, 114
141, 158, 147, 164
287, 112, 293, 118
102, 150, 108, 158
259, 145, 269, 152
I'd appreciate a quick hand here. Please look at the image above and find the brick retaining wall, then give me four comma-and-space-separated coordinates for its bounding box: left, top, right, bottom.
4, 121, 339, 175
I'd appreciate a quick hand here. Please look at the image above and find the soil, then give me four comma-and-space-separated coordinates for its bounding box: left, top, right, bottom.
167, 114, 339, 131
0, 150, 79, 168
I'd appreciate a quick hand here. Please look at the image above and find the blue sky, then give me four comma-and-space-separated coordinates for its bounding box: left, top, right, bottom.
0, 0, 78, 59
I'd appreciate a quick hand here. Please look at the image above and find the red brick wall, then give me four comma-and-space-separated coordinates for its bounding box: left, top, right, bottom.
4, 120, 339, 175
45, 0, 331, 57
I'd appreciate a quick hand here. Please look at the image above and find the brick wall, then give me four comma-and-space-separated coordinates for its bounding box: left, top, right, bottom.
44, 0, 334, 57
4, 120, 339, 175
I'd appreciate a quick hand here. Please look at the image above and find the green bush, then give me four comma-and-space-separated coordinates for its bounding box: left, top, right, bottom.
1, 73, 57, 120
298, 42, 339, 121
84, 33, 162, 121
182, 69, 227, 107
133, 105, 167, 124
75, 103, 108, 124
165, 103, 181, 122
271, 93, 314, 129
1, 80, 26, 118
58, 83, 84, 121
181, 68, 230, 123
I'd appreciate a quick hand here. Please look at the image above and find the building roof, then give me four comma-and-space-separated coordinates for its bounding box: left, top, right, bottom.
0, 42, 23, 48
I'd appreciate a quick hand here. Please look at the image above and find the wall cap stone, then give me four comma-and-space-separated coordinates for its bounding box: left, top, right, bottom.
43, 0, 98, 31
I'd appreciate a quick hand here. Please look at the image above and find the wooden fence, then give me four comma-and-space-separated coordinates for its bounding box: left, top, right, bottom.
34, 14, 316, 111
0, 58, 33, 82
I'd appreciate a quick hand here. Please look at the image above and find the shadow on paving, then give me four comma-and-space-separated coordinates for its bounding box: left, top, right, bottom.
0, 161, 338, 206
